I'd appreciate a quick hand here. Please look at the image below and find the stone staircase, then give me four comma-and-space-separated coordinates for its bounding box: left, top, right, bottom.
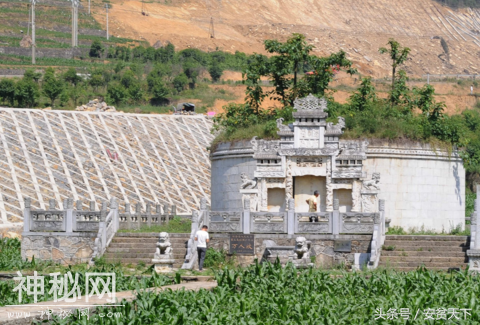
379, 235, 469, 271
103, 233, 190, 268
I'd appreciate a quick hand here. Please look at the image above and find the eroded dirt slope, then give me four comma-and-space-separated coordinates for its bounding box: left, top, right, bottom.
91, 0, 480, 77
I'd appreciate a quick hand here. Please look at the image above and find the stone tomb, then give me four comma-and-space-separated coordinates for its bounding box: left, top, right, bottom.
240, 94, 379, 215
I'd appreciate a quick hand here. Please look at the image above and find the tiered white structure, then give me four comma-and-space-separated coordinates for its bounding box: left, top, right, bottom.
0, 108, 213, 225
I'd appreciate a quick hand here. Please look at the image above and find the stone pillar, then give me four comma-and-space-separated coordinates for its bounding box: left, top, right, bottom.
89, 201, 95, 211
332, 199, 340, 235
125, 203, 131, 229
319, 125, 324, 148
243, 197, 251, 234
49, 199, 56, 210
66, 198, 74, 233
467, 185, 480, 272
23, 197, 31, 233
110, 197, 119, 232
287, 198, 295, 235
146, 203, 151, 227
475, 186, 480, 250
163, 204, 169, 225
379, 199, 386, 239
200, 198, 209, 229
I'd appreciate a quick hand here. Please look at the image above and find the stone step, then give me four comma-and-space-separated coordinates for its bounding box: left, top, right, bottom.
106, 243, 188, 249
383, 246, 467, 253
103, 253, 186, 259
111, 238, 190, 244
380, 256, 467, 263
385, 235, 469, 241
103, 257, 185, 267
105, 247, 186, 253
382, 251, 467, 257
383, 240, 468, 247
378, 261, 467, 268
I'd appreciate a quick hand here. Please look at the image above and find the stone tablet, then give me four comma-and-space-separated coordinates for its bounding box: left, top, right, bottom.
334, 240, 352, 252
230, 234, 254, 255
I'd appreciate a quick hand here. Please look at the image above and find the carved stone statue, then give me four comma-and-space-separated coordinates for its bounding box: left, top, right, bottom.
152, 232, 175, 273
276, 118, 292, 132
362, 172, 381, 192
240, 173, 257, 189
326, 116, 345, 133
293, 236, 311, 260
154, 232, 173, 259
251, 136, 258, 151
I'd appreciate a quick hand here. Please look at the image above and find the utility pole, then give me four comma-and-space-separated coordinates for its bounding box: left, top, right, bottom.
105, 4, 109, 40
88, 0, 90, 15
209, 17, 214, 38
31, 0, 36, 65
72, 0, 79, 47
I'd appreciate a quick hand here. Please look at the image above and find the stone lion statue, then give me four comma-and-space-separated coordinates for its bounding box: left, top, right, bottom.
240, 173, 257, 189
326, 116, 346, 133
294, 236, 311, 260
154, 232, 172, 259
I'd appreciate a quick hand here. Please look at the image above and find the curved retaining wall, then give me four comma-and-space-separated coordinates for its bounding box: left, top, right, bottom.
211, 140, 465, 232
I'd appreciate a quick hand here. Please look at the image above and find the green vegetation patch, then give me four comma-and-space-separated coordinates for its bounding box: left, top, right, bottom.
117, 216, 192, 233
47, 261, 480, 324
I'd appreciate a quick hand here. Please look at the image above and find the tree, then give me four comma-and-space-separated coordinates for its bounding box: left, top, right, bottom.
379, 39, 410, 107
173, 73, 188, 93
264, 33, 313, 88
128, 82, 144, 104
15, 79, 39, 108
89, 40, 105, 58
208, 62, 223, 83
349, 77, 377, 112
148, 77, 169, 105
69, 84, 85, 107
107, 82, 128, 105
42, 68, 65, 107
183, 60, 200, 89
120, 70, 137, 89
63, 68, 82, 86
23, 69, 42, 83
89, 74, 103, 91
243, 54, 269, 113
0, 78, 16, 106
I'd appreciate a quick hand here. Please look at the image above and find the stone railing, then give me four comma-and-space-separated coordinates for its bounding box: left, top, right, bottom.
182, 197, 208, 270
467, 185, 480, 272
250, 212, 288, 234
295, 212, 332, 234
24, 198, 107, 233
208, 211, 243, 232
119, 203, 178, 230
92, 198, 119, 262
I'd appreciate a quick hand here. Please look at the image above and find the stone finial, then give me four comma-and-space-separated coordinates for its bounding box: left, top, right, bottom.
63, 199, 68, 209
76, 200, 82, 210
156, 204, 161, 214
49, 199, 56, 210
200, 197, 207, 211
24, 197, 31, 209
293, 94, 327, 111
171, 205, 176, 215
333, 199, 339, 211
135, 203, 141, 214
146, 203, 151, 214
125, 203, 130, 213
379, 199, 385, 212
164, 204, 169, 215
101, 201, 108, 211
244, 197, 250, 211
110, 197, 118, 209
288, 198, 295, 211
67, 198, 74, 209
89, 201, 96, 211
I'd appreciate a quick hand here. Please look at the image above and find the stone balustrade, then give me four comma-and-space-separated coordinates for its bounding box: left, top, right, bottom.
119, 203, 180, 230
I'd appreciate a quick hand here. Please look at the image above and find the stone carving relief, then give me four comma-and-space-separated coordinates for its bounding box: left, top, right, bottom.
351, 180, 362, 212
361, 194, 377, 213
209, 222, 241, 232
362, 173, 381, 192
332, 167, 363, 178
279, 148, 337, 156
297, 223, 330, 233
285, 162, 293, 208
242, 194, 259, 212
296, 158, 323, 167
293, 93, 327, 111
266, 178, 285, 188
326, 159, 333, 211
326, 117, 345, 133
240, 173, 257, 189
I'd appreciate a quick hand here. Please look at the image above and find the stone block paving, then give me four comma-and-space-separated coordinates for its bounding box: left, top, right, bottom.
0, 109, 214, 224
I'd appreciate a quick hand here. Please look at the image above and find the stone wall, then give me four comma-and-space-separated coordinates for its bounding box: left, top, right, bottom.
0, 47, 91, 59
210, 140, 465, 232
21, 233, 96, 265
209, 233, 372, 268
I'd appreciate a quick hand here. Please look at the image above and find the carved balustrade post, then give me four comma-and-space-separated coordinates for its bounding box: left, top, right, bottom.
287, 198, 295, 235
125, 203, 131, 229
49, 199, 56, 210
66, 198, 74, 233
243, 197, 251, 234
164, 204, 170, 225
23, 197, 31, 233
332, 199, 340, 235
135, 203, 142, 229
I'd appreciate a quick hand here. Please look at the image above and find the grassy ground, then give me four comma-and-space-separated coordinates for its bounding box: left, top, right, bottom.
117, 216, 192, 233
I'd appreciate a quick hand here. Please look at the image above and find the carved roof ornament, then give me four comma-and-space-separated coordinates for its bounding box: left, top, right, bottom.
293, 94, 327, 111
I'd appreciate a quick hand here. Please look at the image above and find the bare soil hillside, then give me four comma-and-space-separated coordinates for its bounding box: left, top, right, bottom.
91, 0, 480, 77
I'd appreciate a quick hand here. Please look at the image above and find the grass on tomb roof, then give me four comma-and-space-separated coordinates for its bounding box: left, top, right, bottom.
117, 216, 192, 233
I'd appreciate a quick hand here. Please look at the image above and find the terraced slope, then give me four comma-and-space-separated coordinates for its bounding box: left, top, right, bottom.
0, 109, 214, 224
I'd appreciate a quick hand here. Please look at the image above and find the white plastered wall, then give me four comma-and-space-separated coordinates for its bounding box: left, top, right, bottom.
363, 146, 465, 232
